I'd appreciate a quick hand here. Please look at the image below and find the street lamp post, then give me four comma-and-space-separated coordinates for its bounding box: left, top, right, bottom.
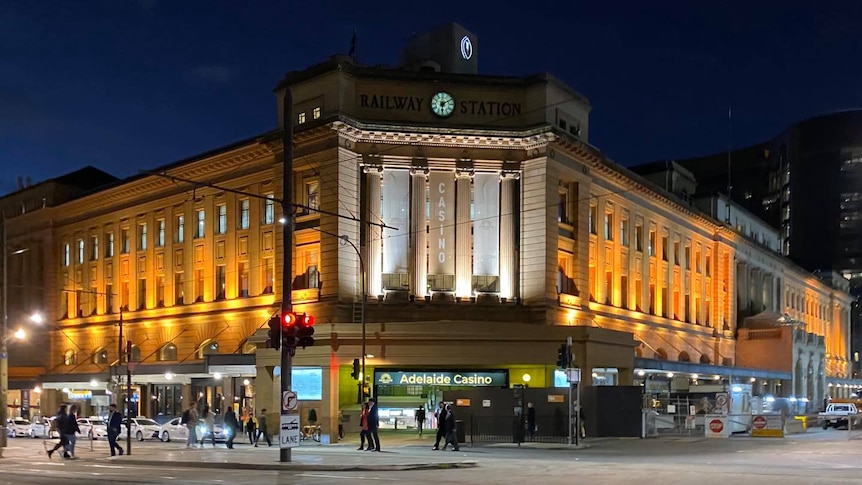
0, 216, 26, 453
337, 236, 367, 401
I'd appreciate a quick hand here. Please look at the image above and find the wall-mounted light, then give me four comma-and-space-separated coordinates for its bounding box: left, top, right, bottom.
522, 373, 532, 383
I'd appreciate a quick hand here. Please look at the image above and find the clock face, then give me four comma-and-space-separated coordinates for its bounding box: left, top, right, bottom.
431, 92, 455, 118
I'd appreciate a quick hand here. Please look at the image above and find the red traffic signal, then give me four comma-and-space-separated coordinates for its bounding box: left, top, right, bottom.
266, 314, 281, 350
282, 311, 298, 329
297, 313, 315, 326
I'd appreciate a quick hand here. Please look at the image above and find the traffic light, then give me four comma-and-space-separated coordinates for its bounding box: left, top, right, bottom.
282, 311, 298, 350
266, 314, 281, 350
296, 313, 315, 348
351, 358, 360, 380
556, 343, 571, 369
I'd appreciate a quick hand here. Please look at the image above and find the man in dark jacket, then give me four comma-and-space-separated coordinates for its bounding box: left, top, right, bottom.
224, 407, 239, 449
432, 402, 447, 450
107, 403, 125, 456
366, 399, 380, 452
442, 404, 460, 451
47, 405, 69, 459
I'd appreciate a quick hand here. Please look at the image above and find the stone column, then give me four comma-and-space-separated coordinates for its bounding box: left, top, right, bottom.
410, 169, 427, 299
455, 171, 472, 297
366, 169, 383, 297
499, 174, 517, 300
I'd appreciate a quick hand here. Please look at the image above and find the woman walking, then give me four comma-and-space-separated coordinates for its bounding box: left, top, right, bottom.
357, 403, 370, 450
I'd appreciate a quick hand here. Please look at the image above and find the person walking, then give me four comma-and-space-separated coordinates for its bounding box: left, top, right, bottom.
431, 402, 447, 450
415, 406, 426, 436
357, 402, 369, 450
184, 401, 199, 448
526, 402, 537, 439
47, 405, 70, 459
199, 404, 216, 447
244, 408, 257, 445
224, 407, 239, 449
366, 399, 380, 452
64, 404, 81, 459
337, 409, 344, 441
106, 403, 124, 457
579, 406, 586, 439
442, 404, 460, 451
255, 408, 271, 447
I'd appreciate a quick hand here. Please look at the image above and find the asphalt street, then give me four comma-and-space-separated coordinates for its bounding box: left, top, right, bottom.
2, 429, 862, 484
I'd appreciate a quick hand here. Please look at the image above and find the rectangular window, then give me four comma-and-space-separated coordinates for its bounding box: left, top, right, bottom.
156, 275, 165, 307
604, 212, 613, 241
77, 239, 84, 264
313, 107, 321, 119
705, 298, 712, 325
215, 265, 226, 300
121, 229, 130, 254
661, 235, 668, 261
648, 230, 656, 257
63, 243, 71, 267
176, 215, 185, 243
76, 290, 83, 317
196, 209, 205, 238
620, 219, 629, 247
264, 194, 275, 224
649, 283, 656, 315
673, 288, 680, 320
139, 223, 147, 251
121, 281, 130, 311
239, 199, 250, 229
685, 245, 691, 270
194, 269, 204, 302
558, 189, 569, 224
635, 223, 643, 252
157, 219, 165, 247
91, 236, 99, 261
673, 241, 680, 266
705, 252, 712, 277
298, 112, 306, 124
695, 246, 702, 273
588, 265, 596, 302
589, 205, 598, 235
685, 292, 691, 322
238, 262, 249, 297
605, 269, 613, 305
635, 277, 643, 312
137, 278, 146, 310
106, 284, 114, 314
662, 284, 669, 318
264, 258, 274, 294
174, 272, 184, 305
620, 275, 629, 309
107, 232, 114, 257
306, 181, 320, 212
216, 204, 227, 235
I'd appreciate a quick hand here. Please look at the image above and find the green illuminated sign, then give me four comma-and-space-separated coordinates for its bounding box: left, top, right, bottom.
374, 370, 508, 387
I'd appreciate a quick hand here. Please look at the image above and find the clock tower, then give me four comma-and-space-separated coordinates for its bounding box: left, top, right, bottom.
399, 22, 479, 75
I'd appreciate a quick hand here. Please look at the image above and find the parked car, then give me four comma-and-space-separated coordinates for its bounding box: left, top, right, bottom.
158, 417, 226, 443
6, 418, 31, 437
77, 416, 109, 440
819, 403, 859, 429
28, 415, 59, 438
122, 417, 161, 441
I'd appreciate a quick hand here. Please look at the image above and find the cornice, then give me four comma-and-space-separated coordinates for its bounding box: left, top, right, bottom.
331, 120, 554, 150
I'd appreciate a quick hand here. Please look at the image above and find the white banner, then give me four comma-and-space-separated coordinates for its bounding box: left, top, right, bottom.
473, 173, 499, 276
381, 169, 409, 275
428, 171, 455, 276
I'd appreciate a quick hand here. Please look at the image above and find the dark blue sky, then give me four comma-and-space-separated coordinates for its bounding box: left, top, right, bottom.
2, 1, 861, 193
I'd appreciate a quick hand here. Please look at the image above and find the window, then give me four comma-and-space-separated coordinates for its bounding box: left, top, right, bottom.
139, 223, 147, 250
705, 252, 712, 277
127, 345, 141, 363
604, 212, 613, 241
312, 107, 321, 119
92, 348, 108, 364
685, 245, 691, 270
194, 269, 204, 302
635, 223, 643, 252
156, 275, 165, 307
695, 246, 702, 273
264, 194, 275, 224
121, 281, 130, 311
63, 349, 77, 366
215, 265, 226, 300
589, 205, 598, 235
106, 284, 114, 314
239, 199, 250, 229
298, 112, 306, 124
620, 275, 629, 308
648, 230, 656, 257
196, 209, 205, 238
620, 219, 629, 247
176, 215, 185, 243
77, 239, 84, 264
263, 258, 274, 294
673, 241, 680, 265
661, 235, 668, 261
106, 232, 114, 257
558, 189, 569, 224
174, 272, 184, 305
238, 262, 249, 297
137, 278, 147, 310
157, 343, 177, 362
156, 219, 165, 247
63, 243, 71, 267
121, 229, 130, 254
306, 181, 319, 212
91, 236, 99, 261
196, 340, 219, 359
216, 204, 227, 235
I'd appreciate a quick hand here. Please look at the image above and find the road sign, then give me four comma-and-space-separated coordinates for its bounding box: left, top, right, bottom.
566, 368, 581, 383
751, 415, 784, 438
709, 419, 724, 433
282, 390, 297, 411
715, 392, 728, 414
752, 415, 767, 429
705, 414, 729, 438
279, 414, 300, 449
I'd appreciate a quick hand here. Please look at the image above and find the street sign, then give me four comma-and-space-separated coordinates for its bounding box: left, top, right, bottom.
714, 392, 729, 414
752, 415, 767, 429
279, 414, 300, 449
282, 390, 298, 412
751, 415, 784, 438
705, 414, 730, 438
566, 368, 581, 383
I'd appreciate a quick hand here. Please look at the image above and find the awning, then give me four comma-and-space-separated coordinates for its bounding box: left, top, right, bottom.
634, 357, 793, 380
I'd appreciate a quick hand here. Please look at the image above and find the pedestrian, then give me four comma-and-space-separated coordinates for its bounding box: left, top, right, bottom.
431, 402, 447, 450
106, 403, 125, 457
184, 401, 199, 448
308, 407, 318, 426
357, 402, 369, 450
47, 405, 70, 459
199, 404, 215, 447
415, 405, 426, 436
64, 404, 81, 459
442, 404, 460, 451
579, 406, 586, 439
366, 399, 380, 452
255, 408, 271, 447
337, 409, 344, 441
244, 408, 257, 445
224, 407, 239, 449
527, 402, 536, 439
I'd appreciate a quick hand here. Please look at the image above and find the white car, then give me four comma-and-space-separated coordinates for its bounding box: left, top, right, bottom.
6, 418, 31, 437
28, 416, 59, 438
77, 416, 109, 440
122, 417, 161, 441
158, 416, 189, 442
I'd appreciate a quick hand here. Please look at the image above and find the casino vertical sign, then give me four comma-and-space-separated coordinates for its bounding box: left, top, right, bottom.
428, 172, 455, 278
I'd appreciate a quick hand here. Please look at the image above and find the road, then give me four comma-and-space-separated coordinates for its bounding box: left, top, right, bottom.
2, 429, 862, 484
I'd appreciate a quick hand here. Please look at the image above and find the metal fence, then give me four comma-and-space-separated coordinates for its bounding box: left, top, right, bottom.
469, 413, 570, 444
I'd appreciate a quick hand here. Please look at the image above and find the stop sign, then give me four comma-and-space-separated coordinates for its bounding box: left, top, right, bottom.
709, 419, 724, 433
752, 416, 767, 429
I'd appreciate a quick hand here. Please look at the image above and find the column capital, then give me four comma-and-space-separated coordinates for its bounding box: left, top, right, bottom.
456, 168, 474, 179
500, 171, 520, 181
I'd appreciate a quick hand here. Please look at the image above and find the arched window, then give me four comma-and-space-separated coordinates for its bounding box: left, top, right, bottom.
699, 354, 711, 365
64, 349, 77, 366
122, 345, 141, 363
196, 340, 219, 359
157, 343, 177, 362
654, 348, 668, 360
678, 351, 691, 363
242, 340, 257, 355
92, 348, 108, 364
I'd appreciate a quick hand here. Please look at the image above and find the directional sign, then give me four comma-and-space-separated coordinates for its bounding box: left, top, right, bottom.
282, 390, 298, 412
279, 414, 300, 449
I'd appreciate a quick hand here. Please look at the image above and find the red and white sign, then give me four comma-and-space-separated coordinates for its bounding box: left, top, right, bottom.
752, 415, 767, 429
709, 419, 724, 433
705, 414, 730, 438
282, 390, 298, 412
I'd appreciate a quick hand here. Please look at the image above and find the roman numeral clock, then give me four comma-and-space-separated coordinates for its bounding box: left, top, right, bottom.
431, 92, 455, 118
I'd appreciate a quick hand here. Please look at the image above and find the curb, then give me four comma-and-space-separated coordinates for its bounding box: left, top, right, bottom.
106, 458, 479, 472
